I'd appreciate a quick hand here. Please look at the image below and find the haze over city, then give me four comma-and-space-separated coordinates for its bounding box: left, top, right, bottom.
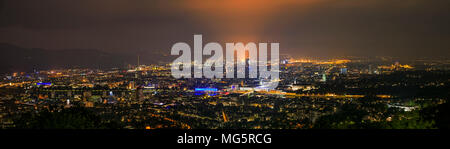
0, 0, 449, 62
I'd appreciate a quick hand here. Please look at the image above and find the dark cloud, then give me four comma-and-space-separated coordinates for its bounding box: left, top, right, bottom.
0, 0, 449, 59
264, 0, 450, 57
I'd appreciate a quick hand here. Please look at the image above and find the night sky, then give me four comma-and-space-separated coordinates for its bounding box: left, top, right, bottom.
0, 0, 449, 58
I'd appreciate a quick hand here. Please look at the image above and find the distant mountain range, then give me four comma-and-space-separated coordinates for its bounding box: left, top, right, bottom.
0, 43, 171, 74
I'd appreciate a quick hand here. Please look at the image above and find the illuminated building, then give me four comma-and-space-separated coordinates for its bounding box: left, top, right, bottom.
321, 74, 326, 82
136, 86, 144, 101
195, 88, 218, 92
340, 68, 348, 74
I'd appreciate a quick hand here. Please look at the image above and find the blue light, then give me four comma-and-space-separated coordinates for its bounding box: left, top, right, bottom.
36, 82, 52, 86
195, 88, 218, 92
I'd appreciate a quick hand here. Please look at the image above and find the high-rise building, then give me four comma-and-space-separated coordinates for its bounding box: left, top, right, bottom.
136, 86, 144, 101
128, 81, 135, 89
321, 74, 327, 82
340, 68, 348, 75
